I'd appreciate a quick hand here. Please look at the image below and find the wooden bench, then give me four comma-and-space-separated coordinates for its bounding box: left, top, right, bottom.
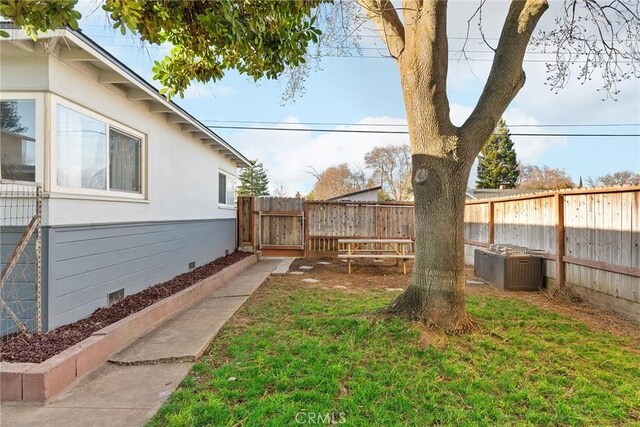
338, 239, 415, 274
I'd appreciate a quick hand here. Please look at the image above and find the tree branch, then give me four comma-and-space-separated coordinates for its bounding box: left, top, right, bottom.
461, 0, 549, 158
357, 0, 405, 59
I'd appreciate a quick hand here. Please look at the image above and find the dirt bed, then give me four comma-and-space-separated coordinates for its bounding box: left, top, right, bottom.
285, 257, 639, 339
1, 251, 252, 364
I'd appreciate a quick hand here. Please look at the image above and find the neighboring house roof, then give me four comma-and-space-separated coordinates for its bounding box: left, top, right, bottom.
0, 23, 251, 167
465, 188, 545, 200
328, 185, 383, 201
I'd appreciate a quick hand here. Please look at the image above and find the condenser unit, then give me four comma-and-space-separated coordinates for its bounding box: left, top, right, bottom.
474, 249, 543, 291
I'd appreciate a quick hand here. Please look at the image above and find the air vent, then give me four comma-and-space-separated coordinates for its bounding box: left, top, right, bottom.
188, 261, 196, 269
108, 288, 125, 306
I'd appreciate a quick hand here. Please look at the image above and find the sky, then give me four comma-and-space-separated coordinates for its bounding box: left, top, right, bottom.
75, 0, 640, 196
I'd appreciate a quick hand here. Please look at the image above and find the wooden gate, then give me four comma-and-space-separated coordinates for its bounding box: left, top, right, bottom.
237, 196, 305, 257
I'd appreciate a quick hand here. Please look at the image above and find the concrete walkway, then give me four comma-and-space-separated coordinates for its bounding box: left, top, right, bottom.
0, 258, 279, 427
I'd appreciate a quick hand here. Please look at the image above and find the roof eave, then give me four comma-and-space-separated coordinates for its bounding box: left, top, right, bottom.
1, 26, 251, 168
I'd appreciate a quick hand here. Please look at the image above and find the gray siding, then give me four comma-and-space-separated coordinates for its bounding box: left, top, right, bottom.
0, 226, 38, 335
45, 218, 236, 329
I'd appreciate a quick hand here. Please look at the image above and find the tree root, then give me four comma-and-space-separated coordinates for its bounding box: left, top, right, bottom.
376, 290, 478, 335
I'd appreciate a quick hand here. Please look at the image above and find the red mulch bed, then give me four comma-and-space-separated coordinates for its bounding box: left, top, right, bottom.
1, 251, 252, 364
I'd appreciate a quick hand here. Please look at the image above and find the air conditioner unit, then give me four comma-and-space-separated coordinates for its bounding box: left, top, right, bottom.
474, 249, 543, 291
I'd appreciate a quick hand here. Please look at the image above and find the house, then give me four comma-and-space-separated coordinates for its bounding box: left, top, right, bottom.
328, 186, 382, 202
465, 188, 545, 201
0, 26, 251, 334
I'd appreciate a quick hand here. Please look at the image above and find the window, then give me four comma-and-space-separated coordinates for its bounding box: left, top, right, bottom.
55, 103, 143, 195
56, 106, 107, 189
218, 171, 235, 206
1, 100, 36, 182
109, 129, 141, 192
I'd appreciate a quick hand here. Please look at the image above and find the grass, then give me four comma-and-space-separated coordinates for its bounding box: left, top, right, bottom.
148, 279, 640, 426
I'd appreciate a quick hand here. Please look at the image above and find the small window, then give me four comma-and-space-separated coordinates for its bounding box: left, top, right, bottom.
218, 171, 235, 206
1, 100, 36, 182
218, 172, 226, 204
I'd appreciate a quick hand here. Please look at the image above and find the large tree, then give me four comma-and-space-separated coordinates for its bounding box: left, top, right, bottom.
6, 0, 638, 332
586, 170, 640, 187
364, 144, 413, 201
237, 161, 270, 196
476, 119, 519, 189
307, 163, 367, 200
519, 164, 575, 189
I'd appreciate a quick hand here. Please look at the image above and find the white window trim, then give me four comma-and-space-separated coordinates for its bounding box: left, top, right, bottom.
0, 92, 45, 185
50, 95, 147, 201
218, 169, 236, 209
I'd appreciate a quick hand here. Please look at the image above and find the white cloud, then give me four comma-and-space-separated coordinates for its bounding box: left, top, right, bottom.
502, 108, 568, 164
232, 116, 410, 195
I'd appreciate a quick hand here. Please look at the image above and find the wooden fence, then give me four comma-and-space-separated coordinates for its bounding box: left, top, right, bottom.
306, 201, 415, 253
464, 187, 639, 321
238, 187, 640, 321
237, 196, 305, 256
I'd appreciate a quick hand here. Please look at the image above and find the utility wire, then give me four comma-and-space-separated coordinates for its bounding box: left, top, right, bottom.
201, 119, 640, 128
93, 42, 630, 63
205, 125, 640, 137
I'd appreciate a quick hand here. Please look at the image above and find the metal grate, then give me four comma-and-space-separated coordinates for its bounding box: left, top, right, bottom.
107, 288, 125, 306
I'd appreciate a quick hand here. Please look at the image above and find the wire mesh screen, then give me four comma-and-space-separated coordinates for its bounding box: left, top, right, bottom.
0, 180, 42, 336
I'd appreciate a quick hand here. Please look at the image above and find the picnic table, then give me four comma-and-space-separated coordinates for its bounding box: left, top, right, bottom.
338, 238, 415, 274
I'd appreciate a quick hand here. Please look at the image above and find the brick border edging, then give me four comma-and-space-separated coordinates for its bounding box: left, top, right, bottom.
0, 253, 258, 403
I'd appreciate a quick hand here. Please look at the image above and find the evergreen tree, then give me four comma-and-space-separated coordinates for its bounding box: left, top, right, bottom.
1, 101, 27, 134
476, 119, 519, 189
237, 161, 270, 196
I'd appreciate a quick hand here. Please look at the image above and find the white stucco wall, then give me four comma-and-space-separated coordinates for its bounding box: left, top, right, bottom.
0, 45, 49, 90
3, 49, 239, 226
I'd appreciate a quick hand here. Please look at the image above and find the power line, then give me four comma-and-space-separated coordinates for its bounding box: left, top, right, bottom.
87, 40, 633, 64
200, 119, 640, 128
205, 124, 640, 137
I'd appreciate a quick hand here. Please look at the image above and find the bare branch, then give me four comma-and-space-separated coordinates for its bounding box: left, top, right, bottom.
532, 0, 640, 99
461, 0, 496, 60
357, 0, 405, 59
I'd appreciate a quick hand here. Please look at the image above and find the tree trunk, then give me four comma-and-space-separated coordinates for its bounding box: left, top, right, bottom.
383, 147, 475, 333
360, 0, 548, 333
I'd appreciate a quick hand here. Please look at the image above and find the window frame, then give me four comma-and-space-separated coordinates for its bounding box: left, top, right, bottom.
50, 96, 147, 200
218, 169, 236, 209
0, 93, 44, 184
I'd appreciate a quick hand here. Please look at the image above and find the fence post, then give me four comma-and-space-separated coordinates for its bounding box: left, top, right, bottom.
375, 204, 382, 239
35, 186, 42, 333
303, 200, 309, 257
236, 196, 242, 250
250, 196, 256, 251
555, 193, 565, 287
488, 201, 495, 245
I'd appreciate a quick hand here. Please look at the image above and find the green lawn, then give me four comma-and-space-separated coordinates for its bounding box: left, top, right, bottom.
149, 279, 640, 426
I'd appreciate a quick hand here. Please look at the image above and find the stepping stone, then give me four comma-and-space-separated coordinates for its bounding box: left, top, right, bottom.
333, 285, 348, 290
299, 266, 314, 270
302, 278, 320, 283
466, 279, 484, 286
271, 257, 295, 276
289, 271, 304, 275
340, 259, 348, 263
373, 259, 385, 263
317, 261, 331, 265
386, 288, 404, 292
